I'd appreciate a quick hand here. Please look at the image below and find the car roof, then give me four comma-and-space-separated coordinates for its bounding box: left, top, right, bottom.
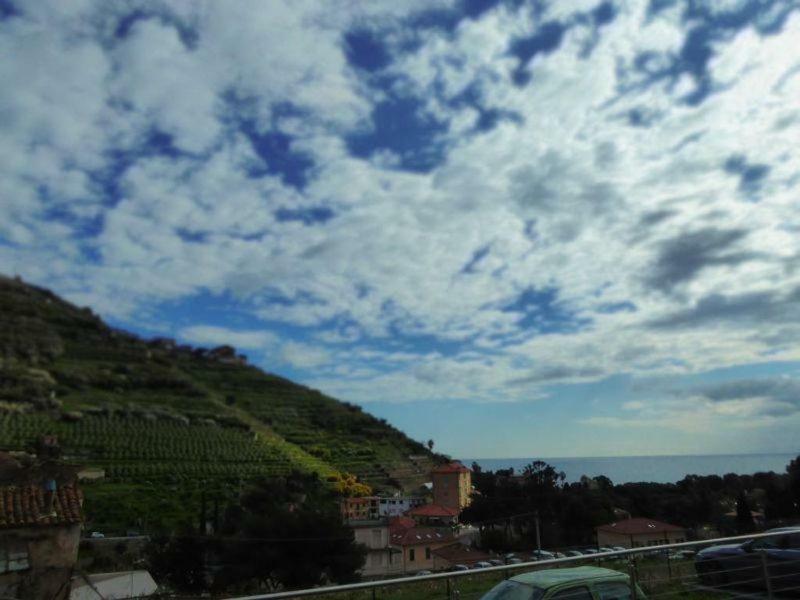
510, 567, 628, 589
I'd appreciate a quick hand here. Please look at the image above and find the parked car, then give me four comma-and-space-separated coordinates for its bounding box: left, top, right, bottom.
479, 566, 646, 600
611, 546, 627, 552
532, 550, 556, 560
472, 561, 493, 569
582, 548, 598, 554
565, 550, 584, 557
451, 564, 470, 571
695, 527, 800, 593
89, 531, 105, 539
415, 570, 433, 576
525, 555, 540, 562
489, 559, 504, 566
507, 557, 523, 564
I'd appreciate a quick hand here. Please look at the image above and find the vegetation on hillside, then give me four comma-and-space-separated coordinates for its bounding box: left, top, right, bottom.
0, 275, 440, 532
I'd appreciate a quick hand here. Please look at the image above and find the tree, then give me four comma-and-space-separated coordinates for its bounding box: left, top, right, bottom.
788, 456, 800, 515
327, 472, 372, 497
212, 473, 366, 593
735, 491, 755, 534
427, 439, 434, 451
146, 533, 207, 594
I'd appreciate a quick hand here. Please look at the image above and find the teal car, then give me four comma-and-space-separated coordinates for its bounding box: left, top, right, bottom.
479, 566, 646, 600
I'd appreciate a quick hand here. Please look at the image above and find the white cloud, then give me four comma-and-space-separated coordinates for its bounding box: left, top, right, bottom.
3, 0, 800, 419
280, 341, 332, 368
179, 325, 277, 350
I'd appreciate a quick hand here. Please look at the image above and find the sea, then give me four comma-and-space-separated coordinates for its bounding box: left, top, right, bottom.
462, 453, 799, 485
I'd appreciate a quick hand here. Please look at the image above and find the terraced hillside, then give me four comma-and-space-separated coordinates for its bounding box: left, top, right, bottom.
0, 275, 440, 532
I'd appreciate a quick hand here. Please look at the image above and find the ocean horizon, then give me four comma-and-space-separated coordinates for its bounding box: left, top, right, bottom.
462, 452, 799, 485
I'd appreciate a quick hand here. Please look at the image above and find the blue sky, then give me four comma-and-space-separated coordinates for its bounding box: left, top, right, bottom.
3, 0, 800, 458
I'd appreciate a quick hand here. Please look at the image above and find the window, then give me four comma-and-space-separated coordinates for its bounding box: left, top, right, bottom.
425, 546, 431, 559
785, 533, 800, 549
479, 580, 544, 600
0, 542, 29, 574
372, 529, 383, 546
752, 537, 782, 550
409, 548, 415, 562
551, 586, 593, 600
595, 581, 633, 600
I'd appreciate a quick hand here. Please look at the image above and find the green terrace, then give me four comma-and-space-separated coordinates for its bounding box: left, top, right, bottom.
0, 413, 298, 479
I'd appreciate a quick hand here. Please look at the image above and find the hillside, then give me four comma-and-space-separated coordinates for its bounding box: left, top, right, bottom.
0, 275, 439, 532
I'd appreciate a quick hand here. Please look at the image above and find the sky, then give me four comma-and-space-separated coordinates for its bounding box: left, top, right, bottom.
3, 0, 800, 459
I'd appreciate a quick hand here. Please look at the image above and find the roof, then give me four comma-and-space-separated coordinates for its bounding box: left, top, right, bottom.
432, 462, 470, 474
388, 516, 416, 532
390, 525, 455, 547
71, 570, 158, 600
431, 543, 490, 564
596, 517, 684, 535
511, 567, 629, 589
408, 503, 460, 518
0, 484, 83, 529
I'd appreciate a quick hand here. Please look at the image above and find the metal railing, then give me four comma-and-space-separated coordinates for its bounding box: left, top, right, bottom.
227, 529, 800, 600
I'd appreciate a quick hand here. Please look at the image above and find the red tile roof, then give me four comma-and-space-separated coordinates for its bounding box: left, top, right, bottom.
596, 517, 684, 536
432, 462, 470, 474
408, 503, 460, 518
390, 525, 455, 547
0, 484, 83, 529
431, 542, 491, 565
389, 516, 416, 533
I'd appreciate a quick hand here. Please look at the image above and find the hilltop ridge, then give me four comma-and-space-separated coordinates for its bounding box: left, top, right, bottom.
0, 275, 440, 530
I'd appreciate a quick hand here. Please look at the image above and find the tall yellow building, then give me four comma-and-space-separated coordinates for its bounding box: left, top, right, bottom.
431, 462, 471, 511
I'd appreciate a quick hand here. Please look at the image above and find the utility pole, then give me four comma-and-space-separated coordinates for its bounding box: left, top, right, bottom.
535, 510, 541, 555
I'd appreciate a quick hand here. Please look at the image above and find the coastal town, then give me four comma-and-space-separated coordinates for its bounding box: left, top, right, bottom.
2, 427, 800, 599
1, 447, 696, 596
341, 461, 697, 579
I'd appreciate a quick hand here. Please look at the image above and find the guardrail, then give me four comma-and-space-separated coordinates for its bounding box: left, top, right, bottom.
226, 529, 800, 600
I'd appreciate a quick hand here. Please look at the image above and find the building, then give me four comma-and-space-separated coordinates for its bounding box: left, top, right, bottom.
596, 517, 686, 549
432, 462, 471, 511
407, 503, 460, 526
389, 517, 455, 574
351, 521, 403, 578
343, 496, 427, 522
0, 483, 84, 599
377, 496, 425, 518
431, 543, 491, 570
341, 497, 380, 522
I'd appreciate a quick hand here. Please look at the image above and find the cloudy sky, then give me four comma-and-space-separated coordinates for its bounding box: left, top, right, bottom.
4, 0, 800, 459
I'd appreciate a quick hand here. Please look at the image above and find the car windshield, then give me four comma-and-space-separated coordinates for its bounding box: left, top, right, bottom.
481, 580, 545, 600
